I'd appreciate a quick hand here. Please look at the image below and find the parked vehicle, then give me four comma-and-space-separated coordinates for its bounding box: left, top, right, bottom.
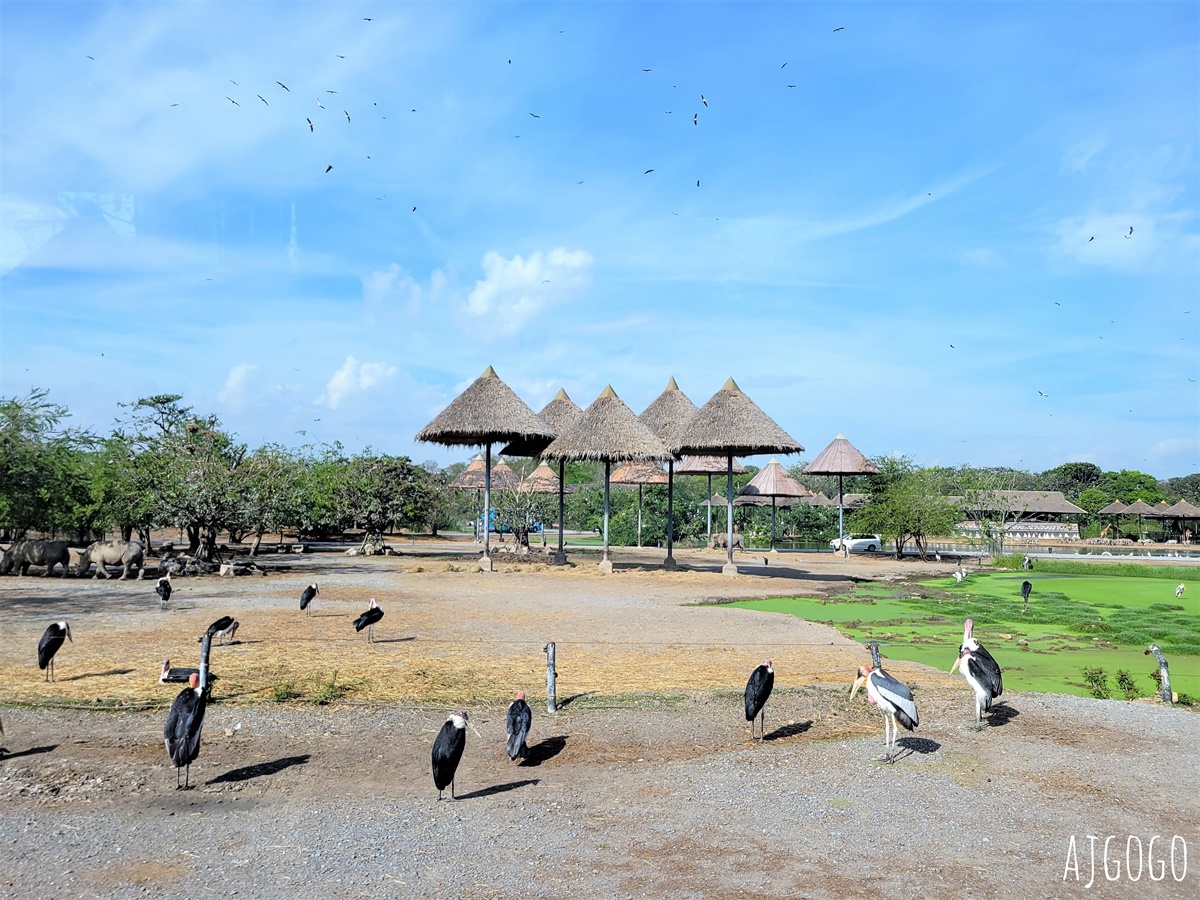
830, 533, 882, 552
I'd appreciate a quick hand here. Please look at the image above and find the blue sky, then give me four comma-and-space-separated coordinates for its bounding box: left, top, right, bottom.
1, 1, 1197, 477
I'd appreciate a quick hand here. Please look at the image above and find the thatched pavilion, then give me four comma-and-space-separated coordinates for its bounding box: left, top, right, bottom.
541, 386, 668, 572
676, 455, 746, 540
1121, 499, 1156, 542
415, 366, 554, 571
803, 434, 879, 554
638, 377, 699, 568
738, 458, 810, 552
501, 388, 583, 565
671, 377, 803, 575
611, 461, 669, 548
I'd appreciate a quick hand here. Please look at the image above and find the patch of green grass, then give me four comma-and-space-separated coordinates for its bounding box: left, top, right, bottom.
270, 678, 301, 702
730, 570, 1200, 699
310, 670, 351, 705
990, 555, 1195, 581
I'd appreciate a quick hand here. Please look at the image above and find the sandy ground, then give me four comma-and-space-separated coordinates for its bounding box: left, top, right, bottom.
1, 543, 1197, 898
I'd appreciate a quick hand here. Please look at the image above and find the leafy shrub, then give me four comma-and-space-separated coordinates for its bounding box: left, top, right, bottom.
270, 678, 300, 702
1115, 670, 1140, 701
311, 670, 348, 705
1081, 666, 1111, 699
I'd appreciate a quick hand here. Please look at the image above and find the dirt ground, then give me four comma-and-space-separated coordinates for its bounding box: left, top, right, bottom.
1, 543, 1197, 898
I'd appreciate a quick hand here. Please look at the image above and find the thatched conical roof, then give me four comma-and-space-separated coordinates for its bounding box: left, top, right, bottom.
1149, 501, 1174, 517
735, 493, 799, 507
739, 458, 810, 499
541, 386, 669, 463
671, 377, 802, 457
520, 462, 563, 494
675, 455, 747, 475
611, 461, 669, 485
702, 493, 730, 507
488, 459, 520, 490
415, 366, 554, 447
639, 377, 698, 452
1122, 499, 1155, 515
806, 491, 833, 507
803, 433, 879, 476
1097, 500, 1127, 515
1166, 499, 1200, 517
829, 493, 870, 510
502, 388, 584, 457
449, 455, 488, 490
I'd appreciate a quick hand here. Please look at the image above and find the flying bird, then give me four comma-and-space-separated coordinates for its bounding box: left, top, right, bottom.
257, 94, 268, 105
696, 179, 700, 187
1088, 236, 1094, 242
164, 673, 206, 789
277, 81, 290, 91
530, 112, 540, 118
326, 90, 338, 94
1126, 226, 1134, 238
38, 622, 72, 682
644, 169, 654, 174
781, 62, 787, 68
1038, 391, 1049, 397
950, 344, 955, 349
949, 619, 1003, 726
226, 97, 240, 106
506, 692, 532, 761
850, 644, 918, 762
325, 164, 333, 173
316, 97, 323, 108
744, 659, 775, 740
363, 17, 372, 21
344, 110, 350, 122
156, 572, 173, 609
701, 94, 707, 107
307, 118, 314, 131
353, 598, 384, 642
642, 68, 652, 72
833, 26, 845, 32
693, 113, 698, 125
300, 583, 319, 616
432, 711, 468, 799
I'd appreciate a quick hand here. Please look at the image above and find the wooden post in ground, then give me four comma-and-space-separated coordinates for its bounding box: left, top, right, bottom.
544, 641, 557, 713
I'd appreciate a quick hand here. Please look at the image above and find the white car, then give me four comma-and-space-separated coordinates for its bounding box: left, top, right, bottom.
830, 533, 882, 553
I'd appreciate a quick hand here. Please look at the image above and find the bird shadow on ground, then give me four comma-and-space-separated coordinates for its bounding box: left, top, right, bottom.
372, 636, 417, 644
0, 744, 57, 761
764, 720, 813, 741
61, 668, 136, 681
896, 737, 941, 756
309, 613, 349, 618
555, 692, 596, 709
207, 753, 311, 785
218, 639, 264, 646
521, 735, 568, 766
986, 703, 1019, 727
455, 778, 539, 800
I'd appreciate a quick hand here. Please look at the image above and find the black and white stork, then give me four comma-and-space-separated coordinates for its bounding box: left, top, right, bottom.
214, 619, 239, 645
300, 583, 319, 616
1020, 580, 1032, 610
850, 643, 918, 762
949, 618, 1003, 725
160, 658, 197, 684
163, 673, 206, 789
506, 692, 532, 761
37, 621, 72, 682
432, 711, 468, 799
352, 598, 384, 642
156, 572, 173, 609
744, 659, 774, 740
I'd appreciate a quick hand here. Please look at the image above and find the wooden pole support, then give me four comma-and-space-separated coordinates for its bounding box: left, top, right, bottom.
1145, 644, 1173, 703
544, 642, 557, 713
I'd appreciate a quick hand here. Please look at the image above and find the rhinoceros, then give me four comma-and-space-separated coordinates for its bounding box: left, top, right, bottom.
0, 539, 71, 577
77, 539, 145, 580
709, 532, 745, 551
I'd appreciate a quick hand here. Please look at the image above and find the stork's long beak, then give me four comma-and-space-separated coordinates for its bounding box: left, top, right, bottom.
949, 655, 961, 675
65, 625, 73, 642
850, 674, 866, 700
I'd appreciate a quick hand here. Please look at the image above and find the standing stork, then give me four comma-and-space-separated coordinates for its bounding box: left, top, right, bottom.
37, 622, 72, 682
156, 572, 173, 609
353, 598, 384, 642
949, 618, 1003, 725
300, 583, 319, 616
744, 659, 774, 741
506, 692, 532, 761
850, 643, 918, 762
163, 673, 206, 789
1020, 580, 1032, 611
432, 710, 468, 799
214, 619, 239, 645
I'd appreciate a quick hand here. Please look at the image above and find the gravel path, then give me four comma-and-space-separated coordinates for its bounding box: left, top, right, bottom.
1, 545, 1197, 898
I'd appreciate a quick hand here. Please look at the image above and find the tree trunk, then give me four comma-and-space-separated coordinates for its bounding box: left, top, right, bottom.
121, 524, 133, 541
250, 527, 265, 557
186, 523, 201, 556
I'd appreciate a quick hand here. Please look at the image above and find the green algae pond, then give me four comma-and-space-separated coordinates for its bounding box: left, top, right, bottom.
731, 566, 1200, 700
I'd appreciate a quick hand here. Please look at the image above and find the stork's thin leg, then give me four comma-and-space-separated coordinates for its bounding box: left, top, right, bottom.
761, 709, 766, 741
450, 779, 456, 800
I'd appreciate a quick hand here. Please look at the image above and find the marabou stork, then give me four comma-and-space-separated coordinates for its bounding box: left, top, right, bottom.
156, 572, 173, 609
214, 619, 239, 645
352, 598, 383, 642
300, 583, 319, 616
432, 710, 468, 799
1020, 580, 1032, 608
163, 673, 206, 789
160, 658, 197, 684
744, 659, 774, 740
506, 692, 532, 761
850, 643, 918, 762
949, 618, 1003, 725
37, 622, 72, 682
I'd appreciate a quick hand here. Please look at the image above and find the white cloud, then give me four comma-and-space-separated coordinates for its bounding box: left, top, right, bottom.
217, 363, 258, 405
362, 263, 451, 323
463, 248, 593, 336
317, 355, 397, 409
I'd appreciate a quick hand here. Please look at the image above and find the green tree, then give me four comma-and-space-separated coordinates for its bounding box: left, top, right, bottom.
851, 467, 960, 559
340, 453, 437, 543
239, 444, 304, 556
1102, 469, 1163, 505
1038, 462, 1104, 502
1162, 474, 1200, 504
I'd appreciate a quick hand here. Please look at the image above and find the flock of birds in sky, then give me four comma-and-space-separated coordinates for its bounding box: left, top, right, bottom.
22, 559, 1019, 794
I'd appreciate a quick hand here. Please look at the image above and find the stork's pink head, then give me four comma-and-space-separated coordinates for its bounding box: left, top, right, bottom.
763, 658, 772, 669
516, 691, 526, 701
963, 618, 975, 638
188, 673, 200, 689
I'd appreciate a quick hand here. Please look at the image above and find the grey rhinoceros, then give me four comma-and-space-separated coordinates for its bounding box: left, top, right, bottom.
77, 539, 145, 580
0, 539, 71, 576
709, 532, 745, 551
